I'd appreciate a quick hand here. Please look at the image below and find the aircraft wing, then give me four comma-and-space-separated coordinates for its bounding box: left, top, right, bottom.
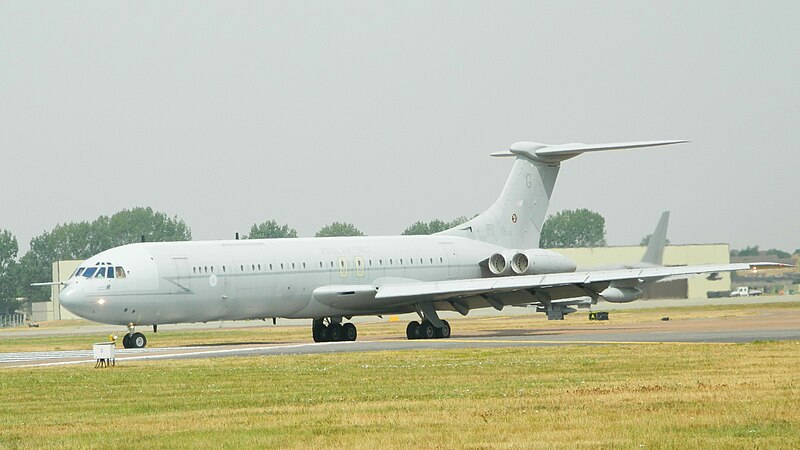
373, 262, 783, 307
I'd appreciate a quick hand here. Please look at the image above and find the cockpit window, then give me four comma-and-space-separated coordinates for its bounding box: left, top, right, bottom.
107, 267, 115, 278
83, 267, 98, 278
96, 267, 106, 278
73, 268, 85, 278
115, 267, 126, 278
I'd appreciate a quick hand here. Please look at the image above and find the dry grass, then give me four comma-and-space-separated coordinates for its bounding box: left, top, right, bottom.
1, 342, 798, 448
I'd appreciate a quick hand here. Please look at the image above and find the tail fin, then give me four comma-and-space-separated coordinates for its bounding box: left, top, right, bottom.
641, 211, 670, 265
439, 140, 687, 249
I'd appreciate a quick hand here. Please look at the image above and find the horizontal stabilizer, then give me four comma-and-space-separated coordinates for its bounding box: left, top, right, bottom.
491, 140, 688, 162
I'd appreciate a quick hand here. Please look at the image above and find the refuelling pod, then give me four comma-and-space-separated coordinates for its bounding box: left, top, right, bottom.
600, 286, 643, 303
488, 253, 514, 276
510, 249, 577, 275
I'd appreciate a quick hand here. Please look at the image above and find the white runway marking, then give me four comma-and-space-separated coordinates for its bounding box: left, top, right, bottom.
1, 341, 351, 368
0, 346, 212, 365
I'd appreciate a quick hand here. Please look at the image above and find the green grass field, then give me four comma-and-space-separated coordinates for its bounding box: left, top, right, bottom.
1, 341, 799, 449
1, 302, 799, 448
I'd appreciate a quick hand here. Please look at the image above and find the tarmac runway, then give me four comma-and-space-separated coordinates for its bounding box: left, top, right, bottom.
3, 305, 800, 368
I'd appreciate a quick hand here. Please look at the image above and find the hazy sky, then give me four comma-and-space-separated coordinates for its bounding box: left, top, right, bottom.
1, 1, 798, 254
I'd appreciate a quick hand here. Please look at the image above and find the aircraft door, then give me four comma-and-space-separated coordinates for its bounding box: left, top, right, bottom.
439, 243, 459, 279
172, 257, 192, 293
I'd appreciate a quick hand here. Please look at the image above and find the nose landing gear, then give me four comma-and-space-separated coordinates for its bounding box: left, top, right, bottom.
122, 323, 148, 348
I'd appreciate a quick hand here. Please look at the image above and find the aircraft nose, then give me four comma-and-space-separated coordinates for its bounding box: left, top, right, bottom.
59, 284, 84, 312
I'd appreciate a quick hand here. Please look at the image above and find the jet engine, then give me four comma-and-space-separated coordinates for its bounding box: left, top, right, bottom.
509, 249, 577, 275
488, 253, 513, 276
600, 286, 643, 303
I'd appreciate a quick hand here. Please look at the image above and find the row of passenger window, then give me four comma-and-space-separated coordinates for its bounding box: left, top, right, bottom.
190, 256, 446, 275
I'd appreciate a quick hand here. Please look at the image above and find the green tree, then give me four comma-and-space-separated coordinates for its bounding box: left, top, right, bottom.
315, 222, 364, 237
245, 220, 297, 239
734, 245, 760, 257
539, 208, 607, 248
99, 207, 191, 248
17, 221, 95, 302
0, 230, 20, 315
401, 216, 469, 235
766, 248, 791, 259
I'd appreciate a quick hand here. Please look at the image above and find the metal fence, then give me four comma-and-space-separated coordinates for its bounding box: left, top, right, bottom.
0, 312, 26, 328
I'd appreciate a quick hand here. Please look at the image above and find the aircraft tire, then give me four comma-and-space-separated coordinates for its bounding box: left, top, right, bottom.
420, 321, 436, 339
122, 334, 132, 348
313, 326, 327, 342
342, 323, 357, 341
406, 321, 420, 340
329, 323, 343, 341
437, 320, 451, 339
130, 332, 147, 348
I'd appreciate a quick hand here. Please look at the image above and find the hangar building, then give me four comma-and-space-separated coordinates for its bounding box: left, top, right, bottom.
552, 243, 732, 299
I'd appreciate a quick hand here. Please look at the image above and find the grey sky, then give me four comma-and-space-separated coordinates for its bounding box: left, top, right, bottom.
1, 1, 798, 254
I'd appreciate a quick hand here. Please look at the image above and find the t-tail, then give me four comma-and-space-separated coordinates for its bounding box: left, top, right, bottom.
439, 140, 687, 249
641, 211, 670, 266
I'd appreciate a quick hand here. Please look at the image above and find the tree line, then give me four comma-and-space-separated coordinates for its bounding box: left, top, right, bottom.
730, 245, 800, 259
0, 207, 610, 314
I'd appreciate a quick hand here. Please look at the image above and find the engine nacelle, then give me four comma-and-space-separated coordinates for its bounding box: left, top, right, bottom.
601, 286, 643, 303
510, 249, 577, 275
488, 253, 513, 276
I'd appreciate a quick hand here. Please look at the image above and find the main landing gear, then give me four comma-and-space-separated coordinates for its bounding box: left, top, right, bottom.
122, 323, 147, 349
312, 318, 357, 342
406, 302, 452, 340
406, 320, 450, 340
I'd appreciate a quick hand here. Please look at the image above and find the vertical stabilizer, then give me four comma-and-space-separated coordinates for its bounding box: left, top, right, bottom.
438, 140, 686, 250
439, 152, 559, 249
641, 211, 670, 265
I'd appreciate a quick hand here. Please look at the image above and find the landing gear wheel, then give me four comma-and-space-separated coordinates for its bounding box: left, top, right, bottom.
342, 323, 357, 341
436, 320, 451, 339
328, 323, 343, 341
130, 332, 147, 348
313, 322, 328, 342
406, 321, 420, 340
312, 319, 329, 342
122, 334, 132, 348
420, 320, 436, 339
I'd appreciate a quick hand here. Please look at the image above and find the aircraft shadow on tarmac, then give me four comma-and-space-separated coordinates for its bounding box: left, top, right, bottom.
168, 325, 653, 347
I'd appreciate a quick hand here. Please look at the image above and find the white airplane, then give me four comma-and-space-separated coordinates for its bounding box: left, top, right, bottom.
55, 140, 775, 348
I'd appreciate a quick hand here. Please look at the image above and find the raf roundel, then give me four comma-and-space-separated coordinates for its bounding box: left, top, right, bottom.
209, 274, 218, 287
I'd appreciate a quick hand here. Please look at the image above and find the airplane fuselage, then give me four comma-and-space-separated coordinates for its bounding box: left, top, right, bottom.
61, 235, 507, 326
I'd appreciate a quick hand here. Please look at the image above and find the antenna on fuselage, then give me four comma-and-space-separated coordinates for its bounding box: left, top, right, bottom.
235, 232, 240, 240
141, 235, 145, 243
